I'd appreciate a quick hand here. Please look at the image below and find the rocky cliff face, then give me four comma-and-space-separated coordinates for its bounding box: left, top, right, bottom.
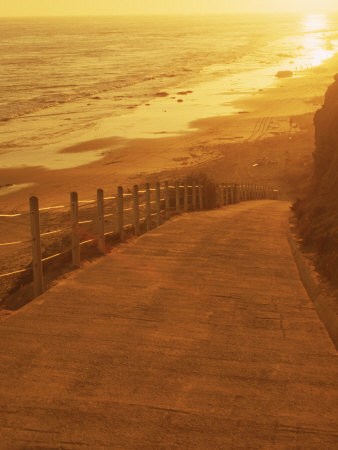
293, 74, 338, 285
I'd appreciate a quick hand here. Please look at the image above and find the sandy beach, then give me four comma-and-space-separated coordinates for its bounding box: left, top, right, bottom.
1, 52, 337, 211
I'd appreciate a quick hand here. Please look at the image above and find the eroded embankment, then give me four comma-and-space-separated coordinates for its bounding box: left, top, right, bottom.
293, 74, 338, 288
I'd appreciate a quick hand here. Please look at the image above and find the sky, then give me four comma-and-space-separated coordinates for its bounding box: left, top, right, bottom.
1, 0, 338, 17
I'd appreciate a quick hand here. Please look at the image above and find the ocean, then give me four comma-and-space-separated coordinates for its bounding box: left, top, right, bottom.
0, 14, 338, 169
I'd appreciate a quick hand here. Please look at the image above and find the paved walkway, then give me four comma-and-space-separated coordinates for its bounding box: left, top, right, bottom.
0, 200, 337, 449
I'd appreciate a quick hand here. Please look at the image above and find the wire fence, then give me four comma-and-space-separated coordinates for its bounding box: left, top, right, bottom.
0, 181, 278, 300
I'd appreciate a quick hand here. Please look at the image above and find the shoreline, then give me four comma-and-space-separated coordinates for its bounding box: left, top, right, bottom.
1, 53, 337, 213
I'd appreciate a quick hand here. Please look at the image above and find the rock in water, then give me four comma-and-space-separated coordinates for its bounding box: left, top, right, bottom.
275, 70, 293, 78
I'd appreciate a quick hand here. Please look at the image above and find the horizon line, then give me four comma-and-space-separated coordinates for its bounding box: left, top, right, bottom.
1, 11, 338, 19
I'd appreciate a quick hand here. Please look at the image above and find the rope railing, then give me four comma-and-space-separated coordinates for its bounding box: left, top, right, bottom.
0, 180, 279, 299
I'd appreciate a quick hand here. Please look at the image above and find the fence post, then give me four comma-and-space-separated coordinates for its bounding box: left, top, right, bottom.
234, 184, 238, 203
97, 188, 105, 254
199, 182, 203, 210
117, 186, 124, 242
133, 185, 140, 236
215, 184, 220, 208
192, 181, 197, 211
164, 181, 170, 219
145, 183, 151, 230
29, 196, 43, 297
70, 192, 80, 268
220, 184, 225, 207
175, 181, 180, 213
184, 181, 188, 212
156, 182, 161, 226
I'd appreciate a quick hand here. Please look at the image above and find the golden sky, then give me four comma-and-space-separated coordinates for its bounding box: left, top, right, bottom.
1, 0, 337, 16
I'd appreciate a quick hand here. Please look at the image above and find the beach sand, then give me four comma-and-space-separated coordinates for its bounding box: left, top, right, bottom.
0, 53, 337, 300
1, 55, 336, 211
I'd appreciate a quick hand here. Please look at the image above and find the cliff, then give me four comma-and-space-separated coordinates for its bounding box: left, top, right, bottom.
293, 74, 338, 285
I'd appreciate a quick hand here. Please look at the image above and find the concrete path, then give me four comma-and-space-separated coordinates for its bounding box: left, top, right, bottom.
0, 200, 337, 449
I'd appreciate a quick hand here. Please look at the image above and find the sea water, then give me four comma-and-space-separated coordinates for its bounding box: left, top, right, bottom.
0, 14, 337, 169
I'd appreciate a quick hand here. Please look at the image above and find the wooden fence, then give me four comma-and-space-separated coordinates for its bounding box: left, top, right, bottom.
0, 181, 278, 299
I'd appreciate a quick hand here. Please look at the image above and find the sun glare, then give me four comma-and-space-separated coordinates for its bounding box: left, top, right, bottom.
302, 14, 328, 32
301, 14, 334, 67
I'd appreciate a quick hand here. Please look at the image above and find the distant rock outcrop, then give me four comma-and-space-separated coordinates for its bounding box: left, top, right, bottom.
293, 74, 338, 285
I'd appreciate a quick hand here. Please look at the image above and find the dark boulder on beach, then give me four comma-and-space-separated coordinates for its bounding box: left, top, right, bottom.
293, 74, 338, 285
275, 70, 293, 78
155, 92, 169, 97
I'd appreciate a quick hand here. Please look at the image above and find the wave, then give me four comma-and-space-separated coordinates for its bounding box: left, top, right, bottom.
0, 70, 183, 122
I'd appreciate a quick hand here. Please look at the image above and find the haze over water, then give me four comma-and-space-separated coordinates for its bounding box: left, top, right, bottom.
1, 14, 338, 169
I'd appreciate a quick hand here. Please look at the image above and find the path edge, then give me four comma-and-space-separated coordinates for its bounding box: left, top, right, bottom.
287, 227, 338, 351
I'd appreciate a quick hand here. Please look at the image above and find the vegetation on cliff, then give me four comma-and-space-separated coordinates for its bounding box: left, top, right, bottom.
293, 74, 338, 286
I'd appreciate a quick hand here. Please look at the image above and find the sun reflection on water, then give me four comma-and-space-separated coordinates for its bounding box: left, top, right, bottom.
300, 14, 334, 68
302, 14, 327, 32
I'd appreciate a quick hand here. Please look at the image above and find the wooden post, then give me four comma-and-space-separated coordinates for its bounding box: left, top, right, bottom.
234, 184, 238, 203
97, 188, 105, 254
192, 181, 197, 211
220, 184, 225, 207
117, 186, 124, 242
164, 181, 170, 219
230, 185, 234, 204
133, 185, 140, 236
199, 182, 203, 210
175, 181, 180, 213
215, 184, 219, 208
224, 184, 228, 205
184, 181, 188, 212
156, 182, 161, 226
29, 196, 43, 297
145, 183, 151, 231
70, 192, 80, 268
